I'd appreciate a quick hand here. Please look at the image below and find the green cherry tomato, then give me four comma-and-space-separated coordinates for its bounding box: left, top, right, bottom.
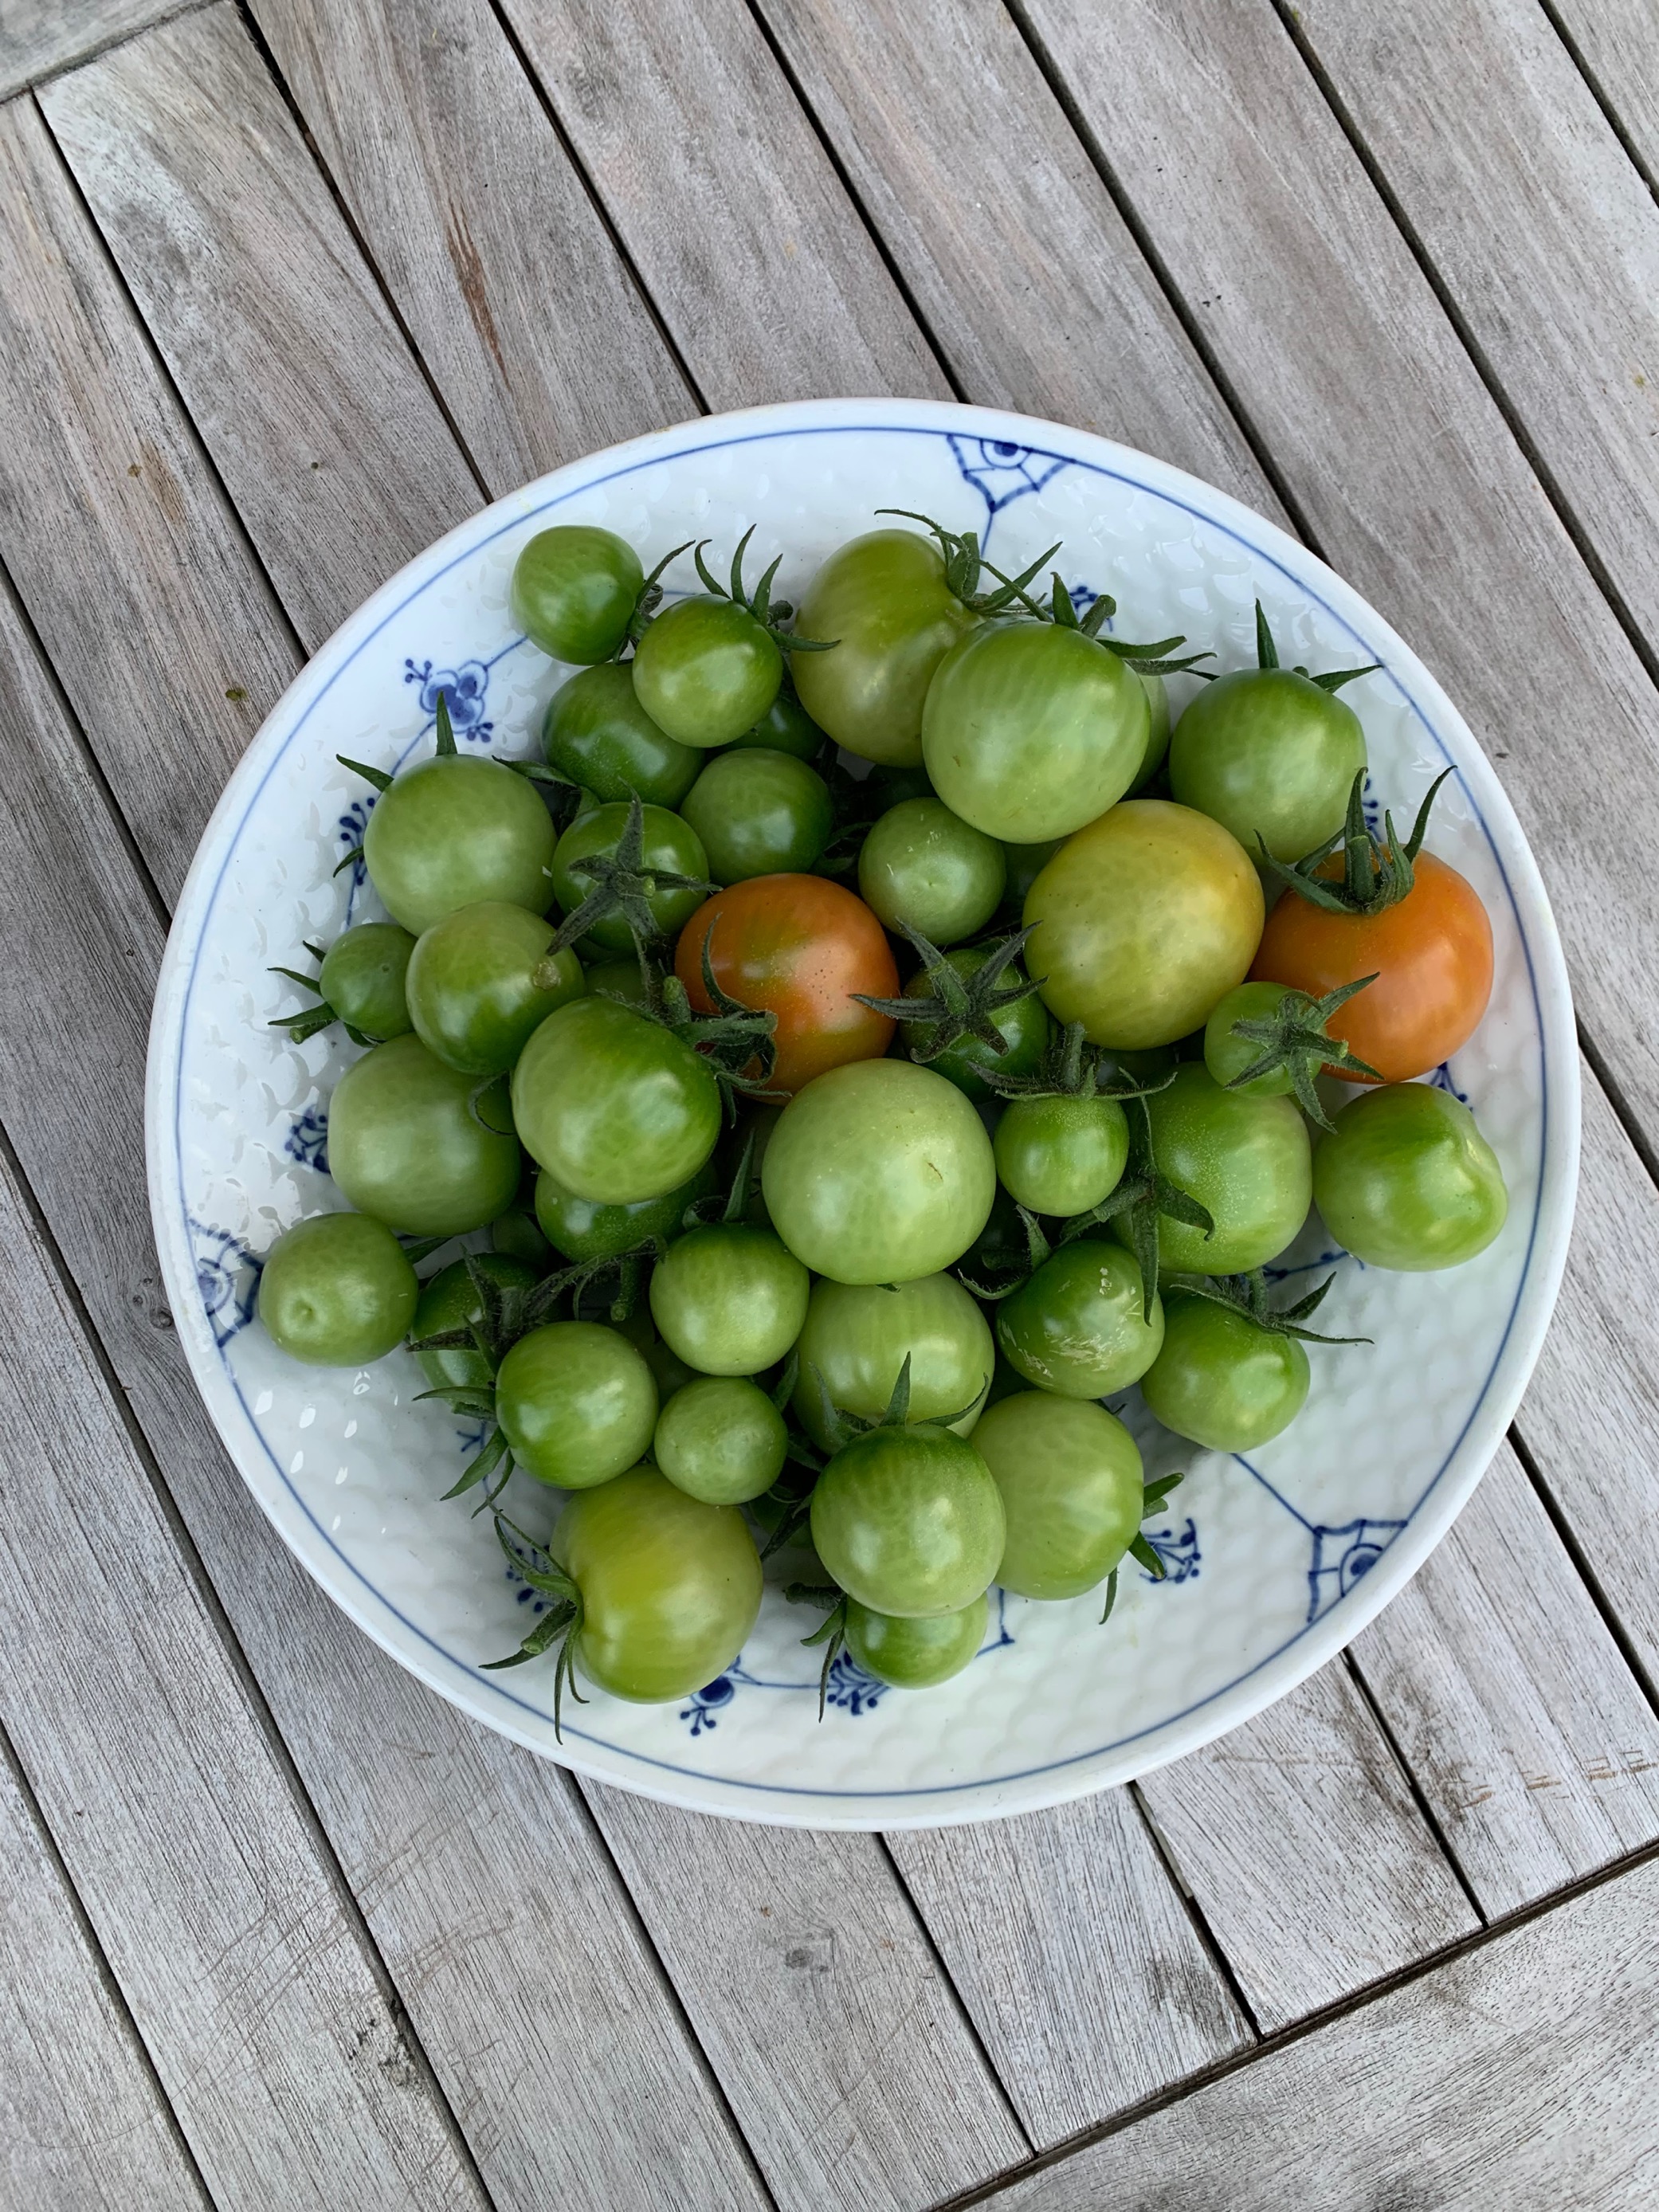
999, 837, 1062, 911
1170, 667, 1367, 862
257, 1212, 417, 1367
792, 528, 979, 767
317, 924, 414, 1040
541, 662, 702, 807
724, 688, 827, 759
511, 524, 643, 664
903, 947, 1052, 1101
327, 1033, 522, 1235
1313, 1084, 1508, 1270
364, 755, 558, 935
653, 1376, 787, 1504
406, 901, 586, 1075
845, 1595, 986, 1688
554, 1465, 763, 1701
1203, 981, 1303, 1096
1135, 1065, 1312, 1274
791, 1273, 994, 1451
810, 1426, 1004, 1618
496, 1320, 658, 1488
534, 1156, 718, 1264
996, 1241, 1164, 1398
648, 1224, 810, 1375
1141, 1296, 1310, 1450
680, 748, 833, 882
412, 1253, 538, 1392
922, 622, 1151, 842
762, 1059, 995, 1283
581, 957, 660, 1013
512, 997, 721, 1205
631, 597, 782, 748
993, 1092, 1128, 1216
857, 798, 1006, 943
972, 1394, 1145, 1600
1128, 670, 1171, 794
551, 802, 711, 953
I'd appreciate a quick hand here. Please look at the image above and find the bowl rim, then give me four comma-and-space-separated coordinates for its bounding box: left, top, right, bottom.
147, 394, 1580, 1828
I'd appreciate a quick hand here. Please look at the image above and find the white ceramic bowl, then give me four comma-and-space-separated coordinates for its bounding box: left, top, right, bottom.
147, 398, 1578, 1828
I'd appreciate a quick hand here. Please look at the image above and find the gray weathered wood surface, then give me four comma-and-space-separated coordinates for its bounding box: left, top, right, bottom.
3, 0, 1658, 2201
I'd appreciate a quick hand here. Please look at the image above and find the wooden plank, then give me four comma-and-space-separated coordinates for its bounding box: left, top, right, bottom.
0, 1742, 206, 2212
748, 0, 1272, 508
1016, 0, 1659, 1151
0, 0, 194, 98
1137, 1665, 1479, 2033
246, 0, 691, 492
0, 1144, 480, 2210
41, 4, 480, 650
1352, 1439, 1659, 1919
885, 1790, 1251, 2150
492, 0, 950, 408
982, 1852, 1659, 2211
0, 91, 296, 903
587, 1784, 1030, 2212
1547, 0, 1659, 187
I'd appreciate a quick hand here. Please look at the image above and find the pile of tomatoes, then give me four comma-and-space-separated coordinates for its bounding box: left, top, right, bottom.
257, 513, 1508, 1723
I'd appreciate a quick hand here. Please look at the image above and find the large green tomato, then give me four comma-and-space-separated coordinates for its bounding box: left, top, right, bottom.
792, 528, 979, 767
761, 1059, 995, 1283
653, 1376, 786, 1504
551, 802, 710, 951
316, 924, 414, 1040
857, 798, 1006, 943
406, 901, 586, 1075
791, 1273, 994, 1451
996, 1241, 1164, 1398
541, 663, 702, 807
648, 1224, 810, 1375
1141, 1297, 1310, 1450
1313, 1084, 1508, 1270
845, 1596, 986, 1688
900, 947, 1052, 1101
534, 1157, 718, 1263
1135, 1065, 1312, 1273
631, 597, 782, 747
257, 1212, 417, 1367
327, 1033, 522, 1235
921, 622, 1151, 841
412, 1253, 537, 1392
810, 1426, 1004, 1617
993, 1094, 1128, 1216
680, 747, 833, 881
511, 524, 642, 663
1025, 801, 1264, 1049
554, 1466, 763, 1700
512, 997, 721, 1205
364, 755, 557, 935
495, 1320, 658, 1488
972, 1394, 1145, 1599
1170, 669, 1367, 861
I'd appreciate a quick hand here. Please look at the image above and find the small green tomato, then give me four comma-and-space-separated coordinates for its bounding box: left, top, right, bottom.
654, 1377, 787, 1504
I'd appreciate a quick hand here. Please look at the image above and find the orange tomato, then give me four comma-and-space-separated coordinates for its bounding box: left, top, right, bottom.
1251, 852, 1492, 1083
675, 875, 899, 1095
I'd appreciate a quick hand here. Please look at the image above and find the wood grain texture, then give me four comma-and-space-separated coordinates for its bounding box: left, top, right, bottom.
0, 1104, 479, 2207
751, 0, 1272, 510
1018, 0, 1659, 1150
493, 0, 948, 409
1138, 1665, 1479, 2032
1547, 0, 1659, 182
0, 0, 197, 97
0, 92, 296, 901
0, 1745, 206, 2212
588, 1785, 1030, 2212
885, 1789, 1250, 2150
984, 1852, 1659, 2211
1352, 1440, 1659, 1918
41, 4, 480, 650
247, 0, 691, 492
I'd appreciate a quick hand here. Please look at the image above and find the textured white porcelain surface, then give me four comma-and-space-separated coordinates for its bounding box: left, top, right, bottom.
147, 398, 1578, 1828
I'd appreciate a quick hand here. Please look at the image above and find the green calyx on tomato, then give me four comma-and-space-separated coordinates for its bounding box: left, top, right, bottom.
790, 1272, 994, 1453
631, 529, 835, 750
1098, 1471, 1188, 1624
1126, 1064, 1312, 1282
1263, 764, 1452, 918
548, 793, 714, 959
410, 1251, 539, 1395
1202, 975, 1380, 1130
855, 920, 1045, 1078
269, 923, 415, 1047
541, 661, 704, 809
1312, 1082, 1508, 1271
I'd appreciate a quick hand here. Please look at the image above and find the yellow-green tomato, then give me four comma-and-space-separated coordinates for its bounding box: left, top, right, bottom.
406, 902, 586, 1075
1313, 1084, 1508, 1270
761, 1059, 995, 1283
257, 1212, 418, 1367
810, 1426, 1004, 1618
995, 1241, 1164, 1398
327, 1033, 522, 1236
857, 797, 1006, 944
363, 755, 557, 935
554, 1466, 763, 1701
653, 1376, 787, 1504
792, 528, 979, 767
993, 1094, 1128, 1217
1134, 1065, 1312, 1274
791, 1273, 994, 1451
1141, 1297, 1310, 1451
1025, 801, 1264, 1049
845, 1595, 986, 1688
972, 1394, 1145, 1600
647, 1224, 810, 1375
495, 1320, 658, 1488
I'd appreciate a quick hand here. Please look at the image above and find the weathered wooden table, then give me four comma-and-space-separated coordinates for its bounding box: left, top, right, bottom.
2, 2, 1657, 2204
